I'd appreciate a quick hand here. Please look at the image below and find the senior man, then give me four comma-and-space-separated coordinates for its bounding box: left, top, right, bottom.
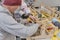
0, 0, 40, 40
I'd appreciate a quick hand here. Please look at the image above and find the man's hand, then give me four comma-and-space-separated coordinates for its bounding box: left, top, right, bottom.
29, 15, 36, 22
29, 15, 40, 23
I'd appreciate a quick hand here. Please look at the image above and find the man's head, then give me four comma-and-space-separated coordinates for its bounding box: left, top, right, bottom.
2, 0, 22, 13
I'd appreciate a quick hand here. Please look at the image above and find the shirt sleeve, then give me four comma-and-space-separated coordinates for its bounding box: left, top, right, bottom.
21, 0, 31, 14
0, 13, 39, 37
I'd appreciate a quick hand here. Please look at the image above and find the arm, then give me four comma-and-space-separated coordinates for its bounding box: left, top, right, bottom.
0, 13, 39, 37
